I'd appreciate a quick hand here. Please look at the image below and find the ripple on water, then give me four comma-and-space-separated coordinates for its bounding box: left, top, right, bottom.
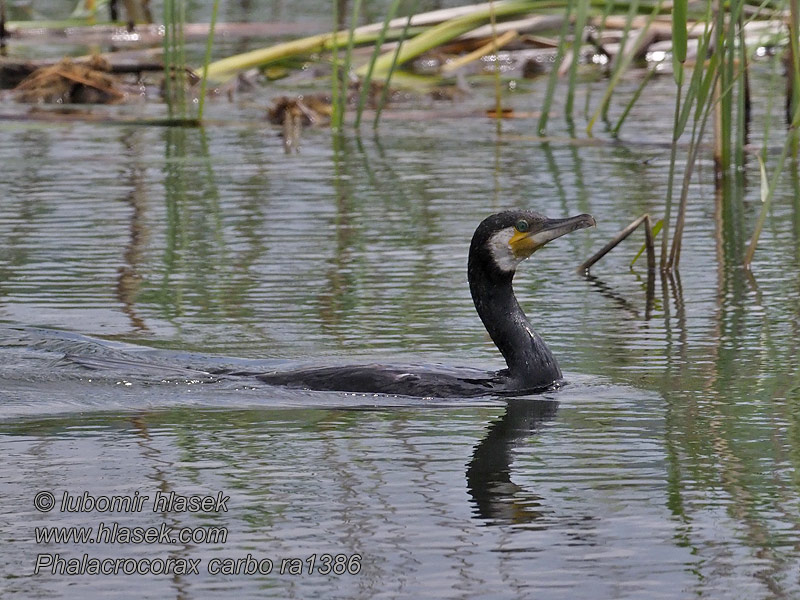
3, 81, 800, 598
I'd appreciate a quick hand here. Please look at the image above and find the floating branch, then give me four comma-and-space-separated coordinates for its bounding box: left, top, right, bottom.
359, 0, 539, 78
577, 214, 655, 274
440, 29, 518, 74
202, 1, 563, 82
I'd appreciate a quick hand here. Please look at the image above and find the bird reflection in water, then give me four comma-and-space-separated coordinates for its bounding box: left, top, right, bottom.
467, 397, 559, 523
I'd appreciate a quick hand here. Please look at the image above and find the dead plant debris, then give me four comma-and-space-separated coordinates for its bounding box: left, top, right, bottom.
13, 55, 126, 104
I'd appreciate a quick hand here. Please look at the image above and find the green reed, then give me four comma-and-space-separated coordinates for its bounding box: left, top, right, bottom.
162, 0, 188, 120
197, 0, 220, 121
355, 0, 403, 129
197, 0, 797, 267
331, 0, 364, 131
372, 3, 417, 129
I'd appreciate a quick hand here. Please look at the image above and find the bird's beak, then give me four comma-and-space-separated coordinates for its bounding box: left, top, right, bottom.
510, 213, 595, 259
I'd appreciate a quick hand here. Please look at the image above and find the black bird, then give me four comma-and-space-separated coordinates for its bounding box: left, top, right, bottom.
250, 209, 595, 398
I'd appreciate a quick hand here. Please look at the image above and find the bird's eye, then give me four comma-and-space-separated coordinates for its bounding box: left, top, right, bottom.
515, 219, 529, 233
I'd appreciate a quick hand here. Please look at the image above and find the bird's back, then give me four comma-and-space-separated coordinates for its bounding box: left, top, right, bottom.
253, 363, 514, 398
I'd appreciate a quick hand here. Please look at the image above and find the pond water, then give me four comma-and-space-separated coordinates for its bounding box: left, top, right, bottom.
3, 13, 800, 599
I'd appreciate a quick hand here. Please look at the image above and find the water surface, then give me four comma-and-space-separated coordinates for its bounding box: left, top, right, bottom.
2, 36, 800, 600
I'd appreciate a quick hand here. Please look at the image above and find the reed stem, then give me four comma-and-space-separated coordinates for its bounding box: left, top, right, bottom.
197, 0, 220, 121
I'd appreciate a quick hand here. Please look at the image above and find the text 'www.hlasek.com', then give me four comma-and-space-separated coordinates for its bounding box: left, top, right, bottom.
32, 490, 362, 576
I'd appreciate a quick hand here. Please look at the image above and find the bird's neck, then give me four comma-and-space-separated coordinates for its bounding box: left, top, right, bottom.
468, 259, 561, 390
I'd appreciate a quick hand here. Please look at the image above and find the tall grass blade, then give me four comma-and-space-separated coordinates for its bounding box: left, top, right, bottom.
615, 0, 702, 137
631, 219, 662, 267
760, 44, 781, 159
177, 0, 187, 118
587, 0, 660, 135
583, 0, 618, 120
744, 149, 788, 267
162, 0, 173, 118
611, 0, 639, 72
676, 8, 713, 135
712, 73, 723, 176
597, 0, 640, 126
734, 12, 748, 171
788, 0, 800, 128
716, 0, 745, 178
331, 0, 344, 131
745, 86, 800, 267
355, 0, 402, 129
490, 0, 503, 135
669, 74, 718, 269
161, 0, 192, 121
659, 93, 681, 271
671, 0, 687, 82
537, 0, 572, 135
374, 2, 418, 128
161, 0, 189, 119
612, 65, 655, 135
197, 0, 220, 122
665, 2, 720, 269
565, 0, 590, 120
162, 0, 186, 119
694, 44, 719, 124
331, 0, 365, 131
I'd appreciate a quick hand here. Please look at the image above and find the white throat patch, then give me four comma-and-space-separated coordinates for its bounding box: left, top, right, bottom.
488, 227, 523, 273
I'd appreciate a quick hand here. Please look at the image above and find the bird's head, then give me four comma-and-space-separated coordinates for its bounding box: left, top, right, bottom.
473, 210, 596, 274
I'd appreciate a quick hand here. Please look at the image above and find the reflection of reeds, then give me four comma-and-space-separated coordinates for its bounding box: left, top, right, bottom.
45, 0, 800, 271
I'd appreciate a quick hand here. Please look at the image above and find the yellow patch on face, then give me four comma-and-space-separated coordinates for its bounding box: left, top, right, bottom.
509, 228, 538, 259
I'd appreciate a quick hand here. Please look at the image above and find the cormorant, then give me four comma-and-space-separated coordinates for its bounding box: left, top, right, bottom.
250, 209, 595, 398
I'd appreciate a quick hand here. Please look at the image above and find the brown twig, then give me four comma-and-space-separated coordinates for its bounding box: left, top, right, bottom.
577, 213, 655, 274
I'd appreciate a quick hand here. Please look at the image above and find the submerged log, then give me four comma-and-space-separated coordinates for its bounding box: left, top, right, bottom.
0, 51, 163, 89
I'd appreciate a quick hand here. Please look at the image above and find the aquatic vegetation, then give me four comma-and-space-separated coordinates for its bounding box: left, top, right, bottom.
197, 0, 220, 120
1, 0, 798, 270
11, 56, 125, 104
